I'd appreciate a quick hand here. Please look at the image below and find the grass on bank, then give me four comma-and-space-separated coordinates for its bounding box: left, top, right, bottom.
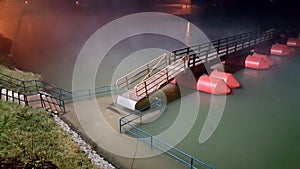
0, 101, 99, 169
0, 64, 43, 93
0, 63, 41, 81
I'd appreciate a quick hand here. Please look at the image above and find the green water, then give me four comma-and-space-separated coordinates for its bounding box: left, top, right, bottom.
133, 52, 300, 169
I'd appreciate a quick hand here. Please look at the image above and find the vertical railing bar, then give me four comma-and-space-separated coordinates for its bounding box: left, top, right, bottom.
125, 76, 129, 90
12, 90, 14, 103
24, 94, 28, 106
40, 93, 44, 109
5, 88, 8, 101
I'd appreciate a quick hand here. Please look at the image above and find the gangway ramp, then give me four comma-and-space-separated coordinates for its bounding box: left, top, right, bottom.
116, 54, 188, 110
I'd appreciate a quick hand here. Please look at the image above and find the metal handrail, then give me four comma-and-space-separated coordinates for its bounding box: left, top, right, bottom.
172, 29, 275, 63
134, 56, 187, 98
119, 103, 215, 169
115, 53, 169, 93
140, 53, 168, 82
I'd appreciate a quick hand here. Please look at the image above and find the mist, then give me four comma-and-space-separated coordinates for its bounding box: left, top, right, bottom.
0, 0, 298, 90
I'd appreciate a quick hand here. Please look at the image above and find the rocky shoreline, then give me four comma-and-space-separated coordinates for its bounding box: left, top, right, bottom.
53, 114, 115, 169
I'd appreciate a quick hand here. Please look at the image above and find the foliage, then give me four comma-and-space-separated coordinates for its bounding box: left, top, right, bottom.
0, 101, 99, 169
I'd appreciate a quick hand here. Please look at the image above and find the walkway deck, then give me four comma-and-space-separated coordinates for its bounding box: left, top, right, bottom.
116, 29, 275, 110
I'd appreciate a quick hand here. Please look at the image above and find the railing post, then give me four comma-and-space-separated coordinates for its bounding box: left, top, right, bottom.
217, 39, 220, 55
226, 37, 229, 55
12, 90, 14, 102
119, 118, 122, 133
39, 93, 44, 108
61, 100, 66, 113
24, 94, 29, 106
192, 54, 195, 68
22, 81, 26, 93
88, 89, 91, 99
151, 136, 153, 149
190, 158, 194, 168
59, 88, 63, 100
35, 80, 38, 91
18, 92, 21, 105
144, 81, 148, 97
166, 68, 169, 81
184, 56, 187, 72
147, 64, 150, 74
0, 85, 2, 101
5, 89, 8, 101
125, 76, 129, 90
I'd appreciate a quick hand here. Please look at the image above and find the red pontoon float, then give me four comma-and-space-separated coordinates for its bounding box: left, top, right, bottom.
197, 75, 231, 95
271, 44, 292, 56
210, 70, 240, 88
251, 53, 274, 66
287, 38, 300, 47
245, 55, 270, 70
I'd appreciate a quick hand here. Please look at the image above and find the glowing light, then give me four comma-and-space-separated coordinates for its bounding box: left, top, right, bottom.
185, 22, 190, 45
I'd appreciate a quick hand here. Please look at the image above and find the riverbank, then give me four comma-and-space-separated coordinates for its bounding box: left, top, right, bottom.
0, 64, 116, 169
0, 101, 99, 168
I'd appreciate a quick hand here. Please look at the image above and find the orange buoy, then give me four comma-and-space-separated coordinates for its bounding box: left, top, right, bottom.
245, 56, 270, 69
197, 75, 231, 95
271, 44, 291, 56
210, 70, 240, 88
287, 38, 300, 47
170, 78, 177, 85
251, 53, 274, 66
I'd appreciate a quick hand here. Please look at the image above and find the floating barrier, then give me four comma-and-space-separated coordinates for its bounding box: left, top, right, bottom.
170, 79, 177, 85
210, 70, 240, 88
287, 38, 300, 47
245, 56, 270, 69
251, 53, 274, 66
270, 44, 291, 56
197, 75, 231, 95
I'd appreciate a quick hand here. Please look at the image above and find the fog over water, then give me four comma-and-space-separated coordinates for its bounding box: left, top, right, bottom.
1, 1, 300, 169
2, 0, 297, 89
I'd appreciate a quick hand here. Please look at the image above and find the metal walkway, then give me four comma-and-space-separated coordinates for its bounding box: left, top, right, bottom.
116, 54, 189, 110
116, 29, 275, 110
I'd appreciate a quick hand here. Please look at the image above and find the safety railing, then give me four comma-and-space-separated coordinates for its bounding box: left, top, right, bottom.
119, 99, 214, 169
0, 72, 116, 104
0, 85, 28, 106
134, 56, 188, 98
119, 97, 162, 132
39, 92, 65, 114
0, 72, 42, 93
172, 29, 275, 67
61, 85, 116, 101
0, 85, 66, 114
115, 53, 175, 94
122, 124, 214, 169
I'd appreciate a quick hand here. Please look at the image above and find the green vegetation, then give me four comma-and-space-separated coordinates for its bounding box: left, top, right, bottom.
0, 64, 42, 81
0, 64, 43, 93
0, 101, 99, 169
